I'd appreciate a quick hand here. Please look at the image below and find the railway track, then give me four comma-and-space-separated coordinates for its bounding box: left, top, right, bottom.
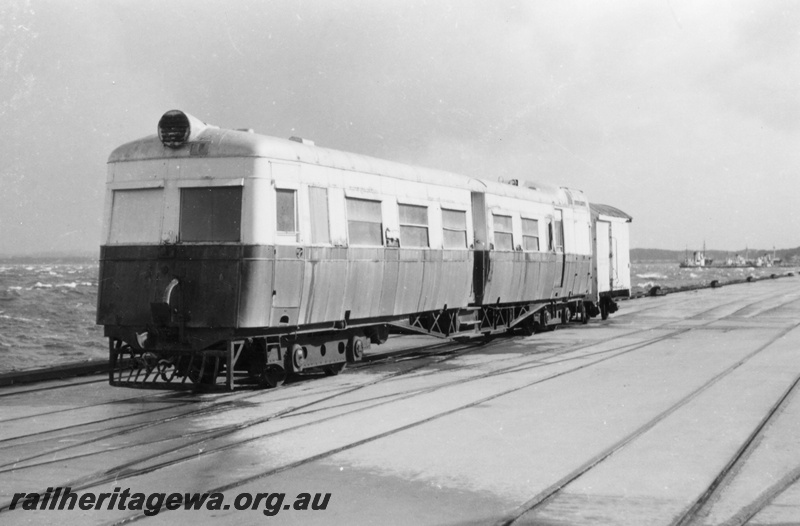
493, 321, 800, 526
97, 306, 800, 526
1, 286, 785, 473
0, 339, 493, 472
2, 282, 799, 525
672, 373, 800, 526
0, 378, 106, 399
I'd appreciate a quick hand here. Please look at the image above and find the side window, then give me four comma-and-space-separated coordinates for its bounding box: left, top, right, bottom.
492, 214, 513, 251
553, 212, 564, 252
346, 197, 383, 246
442, 208, 467, 249
276, 189, 297, 233
399, 204, 429, 248
180, 187, 242, 242
308, 186, 330, 244
522, 218, 540, 251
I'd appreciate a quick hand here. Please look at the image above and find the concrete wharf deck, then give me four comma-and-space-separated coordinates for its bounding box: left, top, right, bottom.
1, 277, 800, 525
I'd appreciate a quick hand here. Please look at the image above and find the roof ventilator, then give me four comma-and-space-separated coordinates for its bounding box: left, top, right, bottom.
158, 110, 208, 149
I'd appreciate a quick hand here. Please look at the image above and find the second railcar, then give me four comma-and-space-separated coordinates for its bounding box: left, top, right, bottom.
588, 204, 633, 319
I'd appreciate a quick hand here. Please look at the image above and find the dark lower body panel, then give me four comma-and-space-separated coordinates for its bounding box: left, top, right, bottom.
97, 244, 593, 389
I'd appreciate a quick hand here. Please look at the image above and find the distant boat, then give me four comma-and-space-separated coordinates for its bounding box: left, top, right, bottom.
679, 250, 710, 268
680, 242, 712, 268
682, 248, 777, 269
719, 247, 780, 268
713, 254, 755, 269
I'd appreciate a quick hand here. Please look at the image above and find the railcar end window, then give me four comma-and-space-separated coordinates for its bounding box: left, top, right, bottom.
442, 208, 467, 249
492, 213, 513, 251
522, 218, 540, 251
399, 204, 429, 248
179, 187, 242, 242
276, 189, 297, 233
346, 197, 382, 246
109, 188, 163, 244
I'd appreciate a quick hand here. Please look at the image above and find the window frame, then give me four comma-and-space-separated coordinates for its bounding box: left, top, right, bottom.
345, 196, 384, 247
275, 188, 298, 234
398, 203, 429, 248
178, 186, 243, 243
109, 188, 164, 244
441, 207, 468, 249
553, 213, 564, 253
492, 212, 514, 251
521, 217, 540, 252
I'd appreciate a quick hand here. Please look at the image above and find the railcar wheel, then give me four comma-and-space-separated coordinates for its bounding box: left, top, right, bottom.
249, 359, 287, 388
262, 364, 286, 388
519, 318, 536, 336
347, 338, 364, 362
580, 301, 589, 324
290, 343, 306, 372
323, 362, 346, 376
542, 309, 556, 331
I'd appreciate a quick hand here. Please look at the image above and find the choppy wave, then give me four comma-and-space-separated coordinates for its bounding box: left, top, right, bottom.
0, 262, 105, 373
633, 262, 798, 294
0, 314, 37, 323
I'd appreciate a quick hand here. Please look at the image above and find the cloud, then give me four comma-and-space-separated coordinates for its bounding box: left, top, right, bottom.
699, 1, 800, 132
1, 0, 799, 253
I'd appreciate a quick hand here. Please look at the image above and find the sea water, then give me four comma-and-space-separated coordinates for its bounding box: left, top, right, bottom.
631, 262, 798, 293
0, 262, 105, 373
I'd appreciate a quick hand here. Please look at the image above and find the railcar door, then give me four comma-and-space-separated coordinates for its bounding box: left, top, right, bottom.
610, 220, 631, 291
595, 220, 611, 293
471, 191, 489, 304
553, 209, 566, 289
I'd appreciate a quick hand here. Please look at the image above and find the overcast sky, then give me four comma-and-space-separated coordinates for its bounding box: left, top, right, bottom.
1, 0, 798, 255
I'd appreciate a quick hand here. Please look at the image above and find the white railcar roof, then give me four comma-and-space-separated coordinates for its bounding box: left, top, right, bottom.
109, 120, 568, 205
590, 203, 633, 222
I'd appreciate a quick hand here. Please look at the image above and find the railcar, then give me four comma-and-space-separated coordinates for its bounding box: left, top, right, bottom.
588, 204, 632, 319
97, 110, 629, 390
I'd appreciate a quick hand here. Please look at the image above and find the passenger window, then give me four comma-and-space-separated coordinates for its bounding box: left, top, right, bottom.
179, 187, 242, 242
442, 209, 467, 249
553, 214, 564, 252
522, 218, 540, 251
309, 187, 330, 244
110, 188, 163, 244
276, 189, 297, 233
492, 214, 513, 251
399, 204, 429, 248
346, 197, 383, 246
